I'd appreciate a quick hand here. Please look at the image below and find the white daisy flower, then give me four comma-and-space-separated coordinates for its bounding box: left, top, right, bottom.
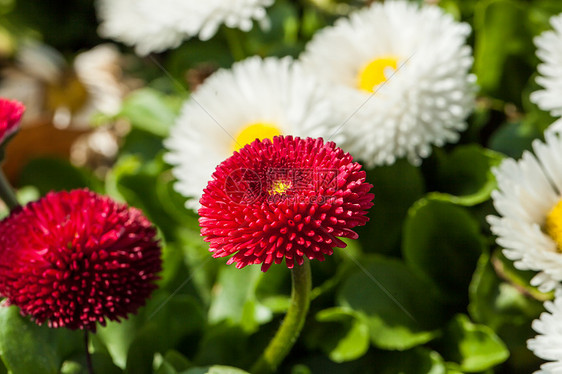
300, 0, 476, 166
0, 43, 125, 129
487, 131, 562, 293
528, 289, 562, 373
531, 13, 562, 117
96, 0, 274, 56
164, 56, 336, 210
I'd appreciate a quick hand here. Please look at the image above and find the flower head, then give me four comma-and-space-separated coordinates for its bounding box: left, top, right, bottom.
96, 0, 274, 55
528, 289, 562, 373
0, 98, 24, 145
531, 12, 562, 117
0, 43, 124, 129
199, 136, 374, 272
165, 56, 336, 211
0, 189, 161, 331
488, 131, 562, 292
300, 0, 475, 166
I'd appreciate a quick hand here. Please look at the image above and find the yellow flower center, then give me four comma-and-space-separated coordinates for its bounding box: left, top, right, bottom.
546, 199, 562, 251
357, 56, 399, 93
232, 122, 281, 152
46, 72, 89, 112
269, 180, 292, 195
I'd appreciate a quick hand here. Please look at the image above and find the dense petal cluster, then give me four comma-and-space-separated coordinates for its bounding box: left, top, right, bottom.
96, 0, 274, 55
528, 289, 562, 373
0, 189, 162, 331
531, 12, 562, 117
165, 56, 336, 210
487, 132, 562, 292
0, 98, 24, 145
199, 136, 374, 272
300, 0, 475, 166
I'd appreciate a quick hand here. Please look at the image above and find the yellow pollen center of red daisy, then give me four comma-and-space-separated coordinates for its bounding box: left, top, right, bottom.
232, 122, 281, 152
357, 56, 399, 93
546, 200, 562, 251
269, 180, 292, 195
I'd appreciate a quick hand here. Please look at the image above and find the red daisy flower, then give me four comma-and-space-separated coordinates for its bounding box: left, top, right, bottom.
0, 189, 162, 331
0, 98, 24, 145
199, 136, 374, 272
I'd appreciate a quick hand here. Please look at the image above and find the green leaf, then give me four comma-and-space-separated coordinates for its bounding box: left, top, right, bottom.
356, 159, 424, 255
194, 324, 249, 366
428, 145, 503, 206
125, 294, 205, 374
403, 199, 485, 301
19, 157, 102, 195
97, 318, 138, 369
208, 265, 272, 333
118, 88, 181, 137
468, 252, 546, 373
155, 350, 192, 374
106, 153, 179, 240
469, 252, 545, 330
434, 314, 509, 372
488, 120, 543, 159
185, 366, 250, 374
254, 263, 291, 313
473, 0, 534, 102
337, 255, 443, 350
0, 306, 80, 374
60, 352, 123, 374
371, 347, 447, 374
312, 307, 370, 363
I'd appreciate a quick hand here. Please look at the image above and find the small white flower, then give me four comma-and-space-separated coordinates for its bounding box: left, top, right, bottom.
488, 131, 562, 293
528, 289, 562, 373
96, 0, 274, 56
300, 0, 476, 166
164, 56, 336, 210
531, 13, 562, 117
0, 43, 125, 129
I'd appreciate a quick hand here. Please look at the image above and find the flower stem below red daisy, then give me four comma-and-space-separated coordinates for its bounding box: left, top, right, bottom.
84, 331, 94, 374
0, 168, 18, 210
251, 259, 312, 374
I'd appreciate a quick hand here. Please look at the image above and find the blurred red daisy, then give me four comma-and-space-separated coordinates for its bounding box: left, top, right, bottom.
0, 98, 24, 145
0, 189, 161, 331
199, 136, 374, 272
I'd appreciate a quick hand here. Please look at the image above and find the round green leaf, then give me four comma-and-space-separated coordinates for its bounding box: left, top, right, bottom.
19, 157, 101, 195
337, 255, 443, 350
372, 348, 446, 374
313, 307, 370, 363
474, 0, 533, 102
356, 159, 424, 255
185, 366, 249, 374
434, 314, 509, 372
118, 88, 181, 138
208, 265, 272, 333
428, 145, 503, 206
469, 252, 545, 330
403, 199, 485, 301
0, 306, 79, 374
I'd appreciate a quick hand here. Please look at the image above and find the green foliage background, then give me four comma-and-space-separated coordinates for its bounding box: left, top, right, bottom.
1, 0, 561, 373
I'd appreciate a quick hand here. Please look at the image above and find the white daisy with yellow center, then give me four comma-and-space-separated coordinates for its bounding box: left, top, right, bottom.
488, 132, 562, 292
300, 0, 476, 166
96, 0, 274, 56
531, 13, 562, 118
164, 56, 335, 210
527, 289, 562, 373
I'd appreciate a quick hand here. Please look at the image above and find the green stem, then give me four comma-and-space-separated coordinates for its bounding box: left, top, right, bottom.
223, 28, 246, 61
0, 168, 18, 210
84, 331, 94, 374
251, 259, 312, 374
